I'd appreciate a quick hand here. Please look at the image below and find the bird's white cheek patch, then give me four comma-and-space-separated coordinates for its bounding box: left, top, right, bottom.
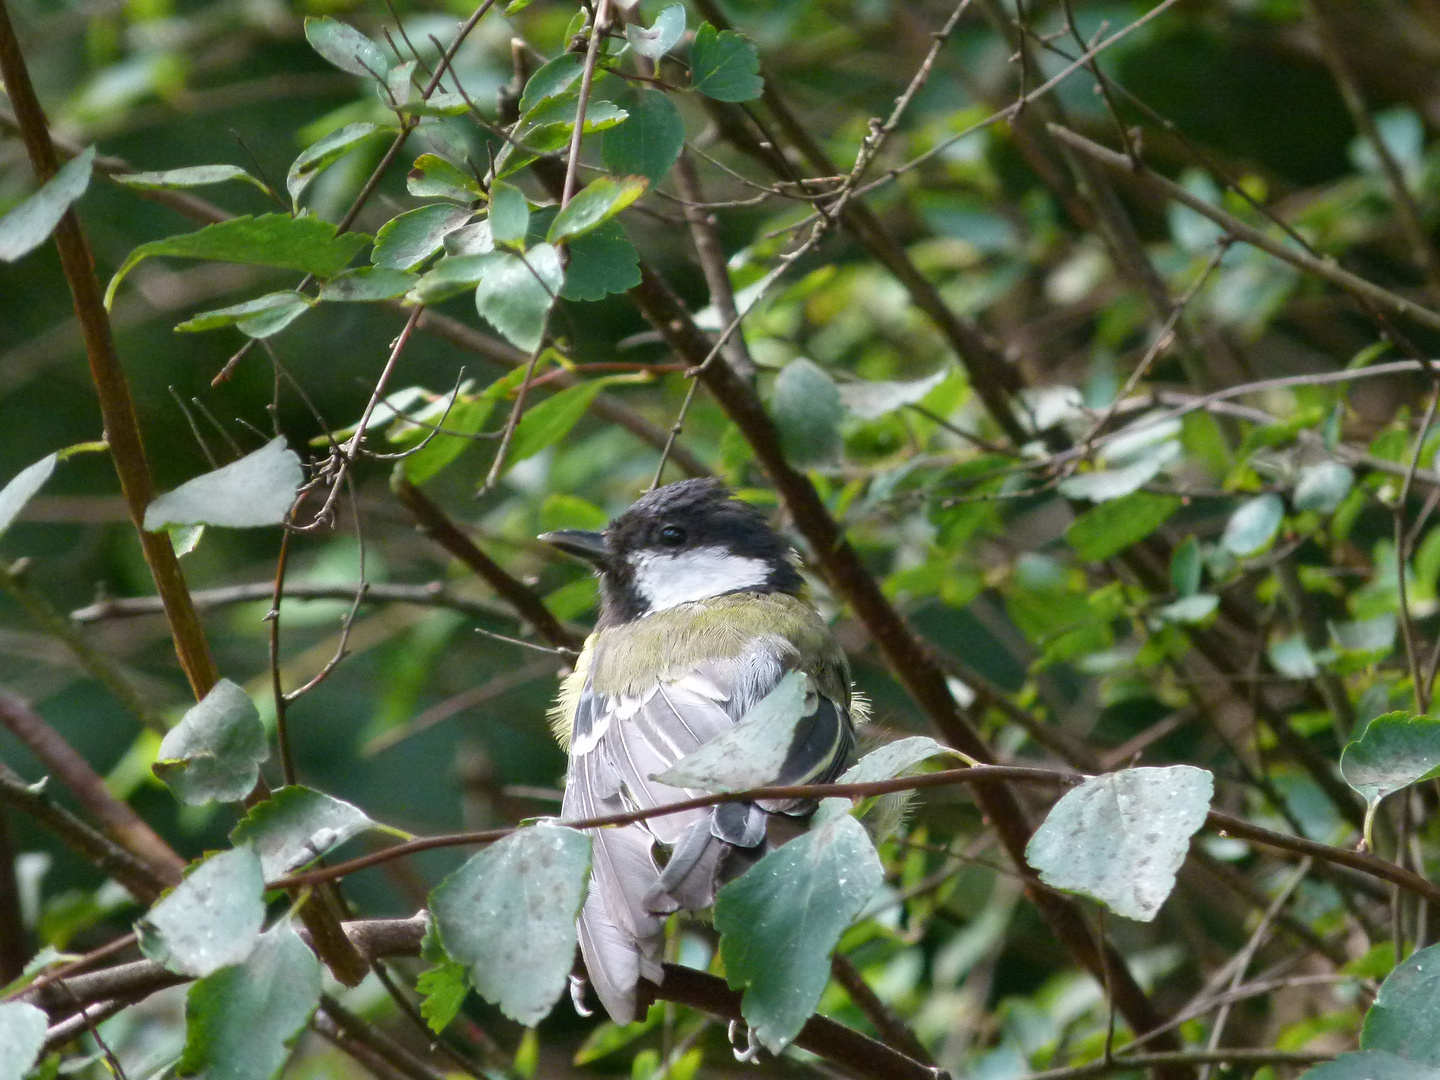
630, 548, 771, 611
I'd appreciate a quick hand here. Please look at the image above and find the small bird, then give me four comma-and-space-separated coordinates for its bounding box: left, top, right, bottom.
541, 478, 856, 1023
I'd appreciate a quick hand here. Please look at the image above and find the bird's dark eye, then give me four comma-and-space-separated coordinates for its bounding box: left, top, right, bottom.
659, 524, 686, 547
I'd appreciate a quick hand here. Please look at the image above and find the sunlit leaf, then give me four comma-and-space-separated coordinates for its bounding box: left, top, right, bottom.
1025, 765, 1213, 922
0, 1001, 47, 1080
548, 176, 648, 244
626, 3, 685, 58
144, 437, 303, 530
136, 846, 265, 976
0, 146, 94, 263
1221, 493, 1284, 555
714, 814, 884, 1051
407, 153, 483, 203
0, 453, 57, 541
518, 53, 584, 113
178, 920, 322, 1080
430, 823, 591, 1025
304, 16, 392, 79
153, 679, 269, 805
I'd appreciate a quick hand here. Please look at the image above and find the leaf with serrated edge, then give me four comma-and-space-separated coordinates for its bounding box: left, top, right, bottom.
430, 823, 591, 1025
153, 679, 269, 805
0, 146, 94, 263
561, 221, 641, 301
602, 91, 685, 185
144, 437, 302, 531
1025, 766, 1213, 922
0, 453, 56, 541
136, 846, 265, 977
105, 214, 370, 308
178, 919, 321, 1080
689, 23, 763, 101
654, 672, 811, 792
548, 176, 648, 243
0, 1001, 48, 1080
230, 785, 395, 881
714, 814, 884, 1051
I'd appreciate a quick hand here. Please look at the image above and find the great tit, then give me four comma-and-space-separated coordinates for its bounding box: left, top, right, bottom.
541, 478, 856, 1023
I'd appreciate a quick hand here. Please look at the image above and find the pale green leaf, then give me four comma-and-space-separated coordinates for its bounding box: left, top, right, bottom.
430, 823, 591, 1026
548, 176, 648, 244
173, 291, 312, 338
1025, 765, 1213, 922
153, 679, 268, 805
286, 122, 380, 208
488, 182, 530, 246
136, 846, 265, 976
1341, 712, 1440, 807
1222, 493, 1284, 555
0, 146, 94, 263
1065, 492, 1181, 561
113, 164, 270, 195
654, 671, 811, 791
1294, 461, 1354, 513
318, 266, 417, 302
627, 4, 685, 58
473, 244, 564, 352
372, 204, 474, 271
144, 437, 302, 530
304, 16, 391, 79
0, 1001, 48, 1080
230, 785, 392, 881
0, 453, 57, 541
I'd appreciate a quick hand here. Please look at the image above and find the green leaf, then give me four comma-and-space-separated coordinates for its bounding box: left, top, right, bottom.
1065, 492, 1181, 561
1361, 941, 1440, 1065
407, 153, 483, 202
518, 54, 584, 114
497, 98, 629, 178
539, 492, 609, 533
1171, 536, 1202, 596
499, 373, 633, 469
304, 16, 391, 79
689, 23, 763, 102
173, 291, 313, 338
1221, 493, 1284, 555
286, 122, 380, 209
602, 91, 686, 185
488, 181, 530, 246
430, 823, 591, 1026
574, 1004, 663, 1064
400, 393, 497, 484
230, 785, 392, 881
372, 204, 474, 271
113, 164, 270, 195
473, 244, 564, 352
411, 254, 493, 303
1341, 712, 1440, 808
627, 4, 686, 58
1268, 634, 1320, 678
178, 920, 322, 1080
837, 736, 957, 786
417, 953, 469, 1034
153, 679, 269, 805
1025, 765, 1213, 922
0, 453, 57, 542
144, 437, 303, 531
561, 221, 641, 301
0, 146, 94, 263
105, 214, 370, 307
654, 672, 813, 791
836, 370, 948, 421
1300, 1052, 1440, 1080
1057, 455, 1172, 502
714, 813, 884, 1052
1294, 461, 1354, 513
1155, 593, 1219, 624
136, 846, 265, 976
444, 219, 494, 257
548, 176, 648, 244
0, 1001, 48, 1080
318, 266, 417, 302
771, 358, 842, 466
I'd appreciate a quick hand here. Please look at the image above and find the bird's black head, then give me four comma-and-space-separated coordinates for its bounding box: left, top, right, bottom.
540, 479, 804, 624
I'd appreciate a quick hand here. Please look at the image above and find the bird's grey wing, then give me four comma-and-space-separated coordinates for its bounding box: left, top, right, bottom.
563, 680, 663, 1024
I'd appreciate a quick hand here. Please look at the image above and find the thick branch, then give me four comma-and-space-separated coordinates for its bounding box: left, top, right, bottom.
0, 0, 218, 700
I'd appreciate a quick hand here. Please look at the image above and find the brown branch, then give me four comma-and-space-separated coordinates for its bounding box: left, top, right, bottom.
0, 692, 185, 887
1048, 124, 1440, 336
393, 477, 584, 652
830, 953, 937, 1067
0, 0, 219, 700
0, 767, 165, 903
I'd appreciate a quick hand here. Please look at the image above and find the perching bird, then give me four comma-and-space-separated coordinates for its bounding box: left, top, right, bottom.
541, 478, 856, 1023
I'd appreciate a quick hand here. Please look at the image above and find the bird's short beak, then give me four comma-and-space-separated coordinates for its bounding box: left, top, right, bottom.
539, 529, 610, 567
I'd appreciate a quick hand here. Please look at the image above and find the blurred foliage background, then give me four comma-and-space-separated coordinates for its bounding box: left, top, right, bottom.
10, 0, 1440, 1077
